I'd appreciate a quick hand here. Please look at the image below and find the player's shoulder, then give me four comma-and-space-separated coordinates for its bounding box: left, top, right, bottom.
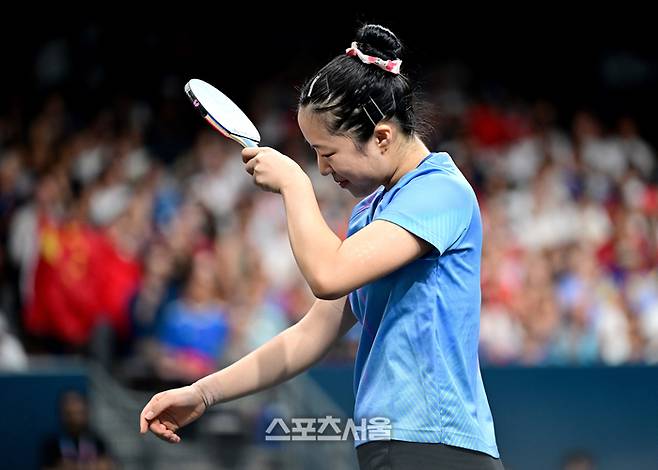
390, 152, 474, 200
412, 151, 462, 181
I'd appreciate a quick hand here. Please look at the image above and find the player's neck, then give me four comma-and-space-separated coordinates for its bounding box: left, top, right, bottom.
384, 136, 431, 191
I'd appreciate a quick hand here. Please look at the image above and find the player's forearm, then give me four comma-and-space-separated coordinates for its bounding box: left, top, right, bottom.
191, 321, 328, 409
281, 177, 342, 298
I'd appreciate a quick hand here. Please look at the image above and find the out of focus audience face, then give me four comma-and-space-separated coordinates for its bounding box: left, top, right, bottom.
61, 391, 88, 436
184, 251, 220, 304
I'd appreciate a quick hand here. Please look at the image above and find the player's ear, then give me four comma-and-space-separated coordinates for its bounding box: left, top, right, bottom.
373, 123, 393, 151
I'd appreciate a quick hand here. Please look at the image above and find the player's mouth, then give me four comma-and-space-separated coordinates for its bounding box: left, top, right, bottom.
333, 175, 350, 188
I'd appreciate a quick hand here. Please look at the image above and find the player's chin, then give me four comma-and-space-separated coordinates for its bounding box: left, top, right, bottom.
343, 182, 373, 198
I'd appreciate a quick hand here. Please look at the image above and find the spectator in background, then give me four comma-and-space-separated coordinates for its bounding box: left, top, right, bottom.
40, 390, 115, 470
22, 189, 102, 353
616, 116, 655, 179
548, 290, 600, 366
8, 167, 67, 311
126, 241, 176, 376
186, 129, 250, 224
154, 250, 230, 384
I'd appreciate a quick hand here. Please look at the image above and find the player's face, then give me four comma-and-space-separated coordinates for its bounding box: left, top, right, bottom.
297, 106, 389, 197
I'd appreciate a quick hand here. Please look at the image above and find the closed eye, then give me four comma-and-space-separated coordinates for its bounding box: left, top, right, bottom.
321, 153, 335, 158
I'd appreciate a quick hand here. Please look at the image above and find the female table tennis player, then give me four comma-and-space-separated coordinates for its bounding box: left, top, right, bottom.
140, 24, 504, 470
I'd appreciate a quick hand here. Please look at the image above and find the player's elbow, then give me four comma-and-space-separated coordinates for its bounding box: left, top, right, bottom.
313, 288, 345, 301
308, 272, 346, 300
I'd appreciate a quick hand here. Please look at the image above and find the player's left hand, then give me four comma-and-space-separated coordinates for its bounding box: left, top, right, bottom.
242, 147, 308, 194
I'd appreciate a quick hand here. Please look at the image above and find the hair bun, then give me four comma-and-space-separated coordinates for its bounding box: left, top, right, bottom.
355, 24, 402, 61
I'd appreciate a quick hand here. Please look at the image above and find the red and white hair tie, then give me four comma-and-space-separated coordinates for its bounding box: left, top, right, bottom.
345, 41, 402, 75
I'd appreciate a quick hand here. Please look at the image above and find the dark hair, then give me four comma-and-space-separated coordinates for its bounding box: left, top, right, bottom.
298, 24, 432, 150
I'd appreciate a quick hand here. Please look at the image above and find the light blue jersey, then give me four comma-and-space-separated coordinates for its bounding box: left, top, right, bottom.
347, 152, 500, 458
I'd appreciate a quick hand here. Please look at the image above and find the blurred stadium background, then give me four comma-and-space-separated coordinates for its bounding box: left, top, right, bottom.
1, 14, 657, 470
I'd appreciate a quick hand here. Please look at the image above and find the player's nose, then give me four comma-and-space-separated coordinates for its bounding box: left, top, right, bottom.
317, 154, 333, 176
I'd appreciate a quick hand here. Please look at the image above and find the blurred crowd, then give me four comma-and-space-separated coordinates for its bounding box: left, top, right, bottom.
437, 98, 658, 366
0, 88, 356, 386
0, 70, 657, 385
